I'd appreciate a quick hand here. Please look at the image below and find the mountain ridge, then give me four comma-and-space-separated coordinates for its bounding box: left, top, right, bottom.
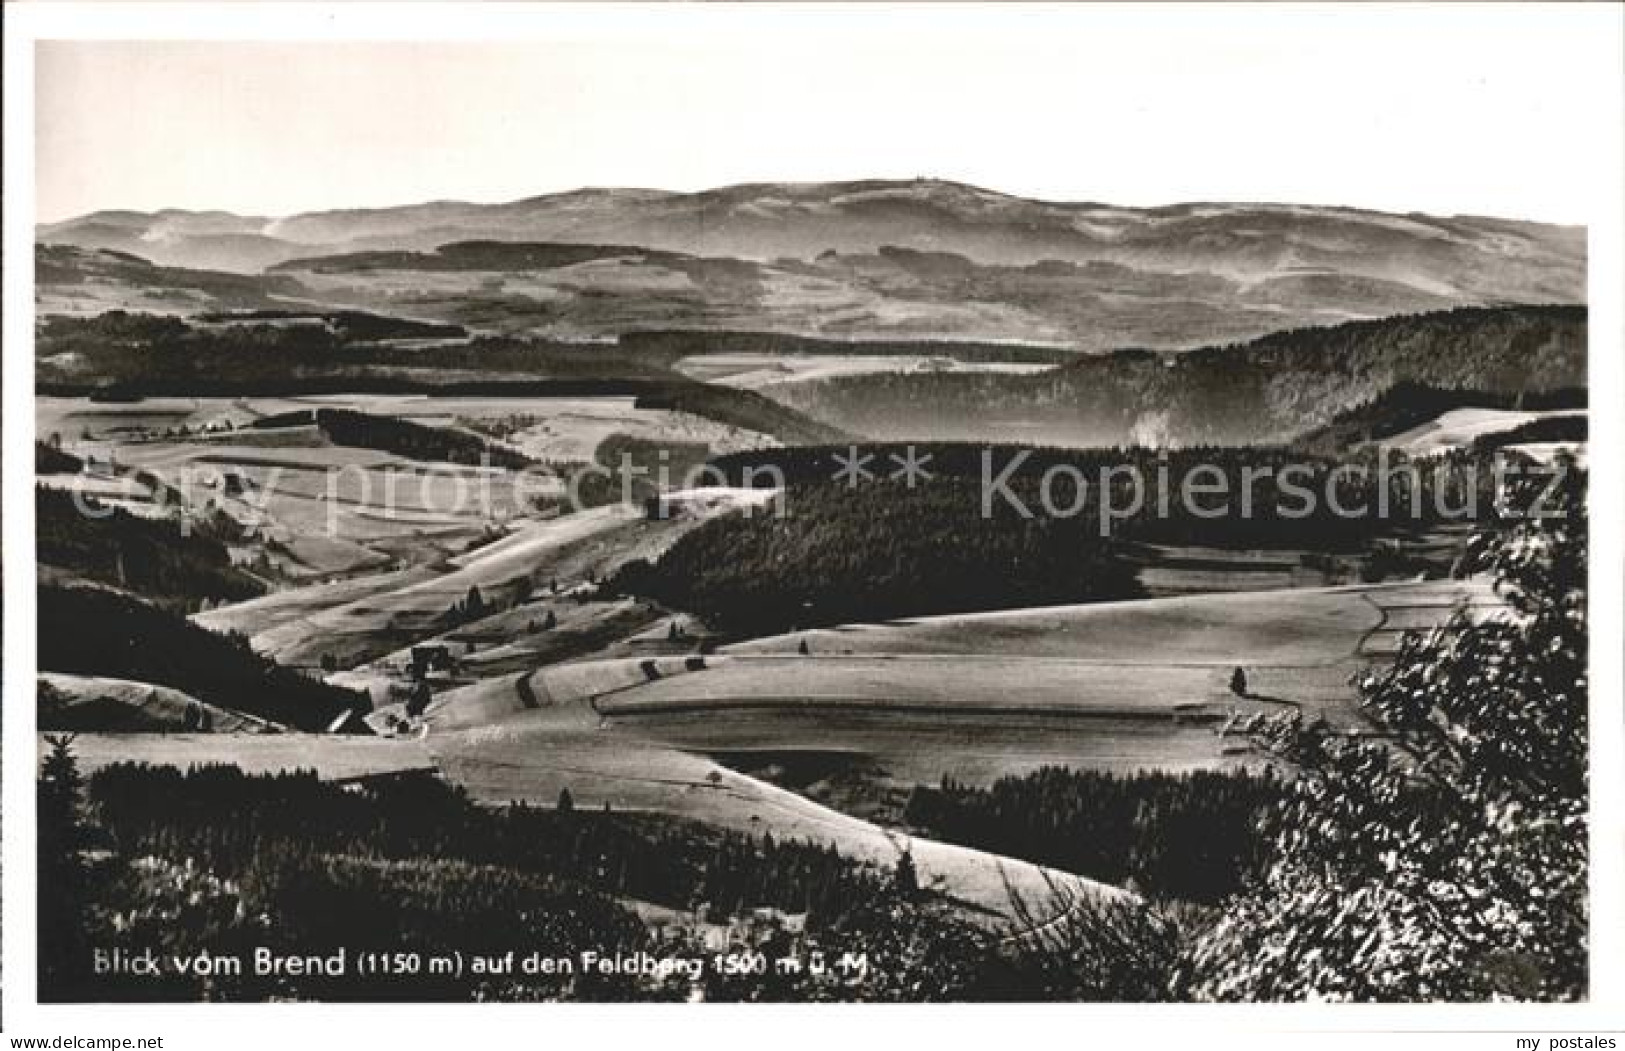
40, 176, 1583, 261
37, 179, 1585, 350
41, 177, 1587, 231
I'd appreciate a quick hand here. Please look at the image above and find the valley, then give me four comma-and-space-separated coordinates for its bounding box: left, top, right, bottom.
34, 370, 1531, 919
32, 179, 1590, 999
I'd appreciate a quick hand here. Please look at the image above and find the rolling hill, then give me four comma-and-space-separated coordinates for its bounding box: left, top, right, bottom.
38, 179, 1585, 350
766, 305, 1587, 446
35, 243, 312, 316
37, 581, 371, 731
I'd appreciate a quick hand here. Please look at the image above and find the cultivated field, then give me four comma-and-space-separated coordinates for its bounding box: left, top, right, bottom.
578, 580, 1498, 780
371, 579, 1495, 915
1378, 407, 1587, 457
33, 391, 1509, 933
39, 393, 776, 582
39, 387, 1498, 917
197, 488, 775, 675
724, 581, 1483, 663
673, 353, 1055, 391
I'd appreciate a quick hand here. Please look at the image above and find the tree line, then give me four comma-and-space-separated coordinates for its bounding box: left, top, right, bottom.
904, 767, 1281, 903
249, 407, 535, 470
37, 583, 368, 731
611, 477, 1144, 634
36, 486, 264, 611
767, 305, 1586, 446
614, 441, 1514, 634
40, 755, 1174, 1002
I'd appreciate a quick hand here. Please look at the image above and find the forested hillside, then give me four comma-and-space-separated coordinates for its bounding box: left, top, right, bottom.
623, 442, 1511, 632
37, 583, 369, 730
37, 487, 264, 610
771, 306, 1586, 446
35, 310, 842, 445
612, 479, 1143, 633
905, 768, 1281, 903
41, 756, 1169, 1002
1293, 380, 1587, 455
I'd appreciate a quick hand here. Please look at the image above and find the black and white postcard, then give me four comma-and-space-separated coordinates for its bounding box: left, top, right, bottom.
3, 3, 1622, 1044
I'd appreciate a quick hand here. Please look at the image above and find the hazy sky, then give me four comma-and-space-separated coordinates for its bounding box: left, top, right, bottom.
33, 6, 1621, 224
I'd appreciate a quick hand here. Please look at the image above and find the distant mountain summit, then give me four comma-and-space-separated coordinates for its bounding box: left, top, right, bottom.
37, 179, 1584, 349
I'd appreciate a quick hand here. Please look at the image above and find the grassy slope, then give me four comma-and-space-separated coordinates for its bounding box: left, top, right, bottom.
55, 574, 1492, 923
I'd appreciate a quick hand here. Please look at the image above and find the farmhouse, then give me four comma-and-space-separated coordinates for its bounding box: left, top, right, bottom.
409, 644, 456, 680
